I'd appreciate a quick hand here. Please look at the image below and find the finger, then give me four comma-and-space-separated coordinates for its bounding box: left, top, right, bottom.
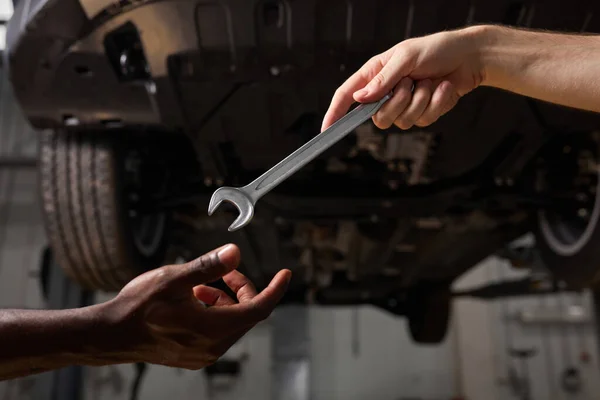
415, 80, 458, 127
440, 82, 461, 116
353, 49, 413, 103
394, 79, 433, 130
206, 269, 292, 325
223, 270, 258, 303
193, 285, 236, 306
321, 55, 386, 131
372, 77, 414, 129
246, 269, 291, 319
167, 244, 241, 289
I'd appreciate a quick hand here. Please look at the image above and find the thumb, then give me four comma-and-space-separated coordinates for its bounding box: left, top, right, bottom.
168, 244, 241, 289
353, 54, 411, 103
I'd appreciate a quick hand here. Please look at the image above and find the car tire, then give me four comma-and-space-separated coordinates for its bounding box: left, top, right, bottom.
406, 282, 451, 345
536, 133, 600, 288
39, 129, 170, 291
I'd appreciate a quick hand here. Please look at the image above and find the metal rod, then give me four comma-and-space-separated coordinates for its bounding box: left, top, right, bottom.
0, 157, 37, 168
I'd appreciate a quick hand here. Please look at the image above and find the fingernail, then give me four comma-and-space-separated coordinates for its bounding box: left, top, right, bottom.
217, 244, 235, 264
354, 88, 369, 98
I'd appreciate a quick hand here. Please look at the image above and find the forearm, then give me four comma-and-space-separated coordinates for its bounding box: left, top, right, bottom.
0, 302, 132, 380
474, 25, 600, 112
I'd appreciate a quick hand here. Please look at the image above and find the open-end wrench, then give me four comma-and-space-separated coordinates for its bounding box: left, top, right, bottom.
208, 93, 392, 231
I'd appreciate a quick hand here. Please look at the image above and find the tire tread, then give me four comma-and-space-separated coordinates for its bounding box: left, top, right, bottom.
39, 130, 167, 291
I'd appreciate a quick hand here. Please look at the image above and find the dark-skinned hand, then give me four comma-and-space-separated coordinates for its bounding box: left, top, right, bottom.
102, 243, 292, 369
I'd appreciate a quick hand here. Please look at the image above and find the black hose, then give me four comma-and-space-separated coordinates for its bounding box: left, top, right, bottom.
130, 362, 148, 400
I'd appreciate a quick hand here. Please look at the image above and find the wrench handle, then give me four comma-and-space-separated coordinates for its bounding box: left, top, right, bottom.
243, 93, 392, 201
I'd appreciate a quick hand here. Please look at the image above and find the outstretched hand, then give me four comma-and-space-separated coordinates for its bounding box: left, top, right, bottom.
322, 28, 485, 132
109, 244, 291, 369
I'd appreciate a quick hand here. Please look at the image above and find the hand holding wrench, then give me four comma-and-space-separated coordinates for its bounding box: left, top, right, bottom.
208, 94, 392, 231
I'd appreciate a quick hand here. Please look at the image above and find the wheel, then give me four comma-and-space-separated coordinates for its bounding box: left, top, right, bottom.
405, 282, 451, 345
536, 133, 600, 288
39, 129, 170, 291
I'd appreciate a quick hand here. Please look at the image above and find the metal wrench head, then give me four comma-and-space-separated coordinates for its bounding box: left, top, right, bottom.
207, 187, 255, 232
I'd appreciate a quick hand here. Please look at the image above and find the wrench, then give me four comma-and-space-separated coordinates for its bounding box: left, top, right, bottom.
208, 93, 392, 231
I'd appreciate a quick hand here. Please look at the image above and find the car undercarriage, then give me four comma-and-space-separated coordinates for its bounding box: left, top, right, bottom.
7, 0, 600, 343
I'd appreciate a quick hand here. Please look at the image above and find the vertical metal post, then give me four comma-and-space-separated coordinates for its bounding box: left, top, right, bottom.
271, 306, 310, 400
593, 290, 600, 375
